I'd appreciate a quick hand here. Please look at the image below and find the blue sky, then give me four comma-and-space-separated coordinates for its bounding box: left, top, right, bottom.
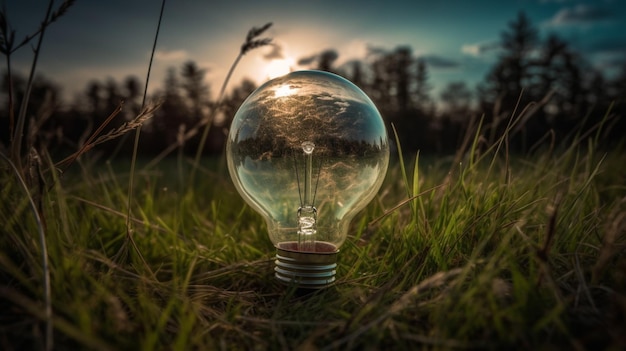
6, 0, 626, 103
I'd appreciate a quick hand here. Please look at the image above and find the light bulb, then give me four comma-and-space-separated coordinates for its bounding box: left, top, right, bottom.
226, 70, 389, 288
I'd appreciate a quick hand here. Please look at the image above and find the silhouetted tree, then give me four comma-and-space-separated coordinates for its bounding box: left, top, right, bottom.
612, 62, 626, 99
531, 34, 590, 146
297, 49, 339, 73
393, 46, 413, 111
152, 67, 189, 148
181, 60, 209, 121
318, 49, 338, 73
221, 78, 257, 128
365, 46, 434, 152
369, 50, 393, 112
414, 58, 432, 112
440, 81, 472, 118
346, 60, 365, 89
484, 11, 539, 115
211, 78, 258, 153
85, 81, 102, 115
481, 11, 540, 147
123, 75, 142, 120
104, 78, 122, 115
606, 62, 626, 145
0, 70, 64, 151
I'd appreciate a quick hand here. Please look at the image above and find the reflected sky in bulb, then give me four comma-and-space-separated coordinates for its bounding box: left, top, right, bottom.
226, 71, 390, 247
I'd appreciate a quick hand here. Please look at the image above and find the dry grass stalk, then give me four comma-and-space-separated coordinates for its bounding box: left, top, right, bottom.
55, 101, 161, 170
95, 101, 161, 146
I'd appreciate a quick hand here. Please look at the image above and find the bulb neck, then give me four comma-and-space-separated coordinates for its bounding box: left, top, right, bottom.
274, 241, 338, 289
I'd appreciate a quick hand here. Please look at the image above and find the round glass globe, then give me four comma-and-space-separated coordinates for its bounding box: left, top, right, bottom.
226, 70, 389, 287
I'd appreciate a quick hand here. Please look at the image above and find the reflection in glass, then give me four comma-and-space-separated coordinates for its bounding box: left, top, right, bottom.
226, 70, 389, 287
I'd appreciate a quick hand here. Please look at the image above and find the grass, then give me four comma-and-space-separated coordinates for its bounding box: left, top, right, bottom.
2, 132, 625, 350
1, 2, 625, 349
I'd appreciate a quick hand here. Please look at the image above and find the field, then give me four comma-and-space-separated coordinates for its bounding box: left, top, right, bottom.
2, 131, 625, 350
2, 3, 625, 349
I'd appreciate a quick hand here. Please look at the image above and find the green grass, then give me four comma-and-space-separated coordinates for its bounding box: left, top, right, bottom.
2, 135, 625, 350
1, 3, 625, 349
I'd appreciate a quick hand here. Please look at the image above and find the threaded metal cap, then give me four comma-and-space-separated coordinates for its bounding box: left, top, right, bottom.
274, 241, 338, 289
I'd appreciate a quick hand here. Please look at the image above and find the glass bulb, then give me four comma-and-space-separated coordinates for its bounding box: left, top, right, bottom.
226, 70, 389, 288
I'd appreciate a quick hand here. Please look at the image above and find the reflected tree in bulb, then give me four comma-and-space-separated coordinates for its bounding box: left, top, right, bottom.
226, 70, 389, 288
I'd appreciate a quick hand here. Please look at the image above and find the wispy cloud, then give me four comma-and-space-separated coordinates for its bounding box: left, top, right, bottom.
461, 41, 499, 57
419, 55, 459, 69
587, 38, 626, 55
339, 39, 369, 64
544, 4, 612, 27
154, 49, 188, 62
584, 37, 626, 71
297, 54, 318, 66
263, 44, 284, 60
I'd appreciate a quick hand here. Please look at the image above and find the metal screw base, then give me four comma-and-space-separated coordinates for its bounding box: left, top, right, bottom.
275, 241, 338, 289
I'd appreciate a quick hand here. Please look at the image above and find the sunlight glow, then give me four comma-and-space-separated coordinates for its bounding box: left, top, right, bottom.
265, 58, 294, 80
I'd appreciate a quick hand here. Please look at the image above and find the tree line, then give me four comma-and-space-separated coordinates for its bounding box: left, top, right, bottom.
1, 11, 624, 159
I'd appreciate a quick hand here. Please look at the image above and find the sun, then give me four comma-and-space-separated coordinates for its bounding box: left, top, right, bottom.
265, 57, 295, 80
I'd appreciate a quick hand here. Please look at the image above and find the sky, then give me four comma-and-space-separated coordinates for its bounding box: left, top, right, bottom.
6, 0, 626, 104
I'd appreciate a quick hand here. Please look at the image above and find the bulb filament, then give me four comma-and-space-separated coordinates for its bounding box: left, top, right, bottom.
297, 141, 317, 251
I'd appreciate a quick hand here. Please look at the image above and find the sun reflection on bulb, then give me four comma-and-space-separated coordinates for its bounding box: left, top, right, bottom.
274, 84, 297, 98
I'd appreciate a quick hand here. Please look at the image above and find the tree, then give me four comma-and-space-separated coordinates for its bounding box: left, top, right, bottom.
481, 11, 540, 147
297, 49, 339, 73
346, 60, 365, 89
484, 11, 539, 114
368, 49, 393, 112
440, 81, 472, 118
86, 81, 102, 115
123, 75, 143, 119
152, 67, 188, 148
605, 62, 626, 145
414, 58, 431, 112
209, 78, 258, 154
180, 60, 209, 121
317, 49, 338, 73
105, 78, 121, 108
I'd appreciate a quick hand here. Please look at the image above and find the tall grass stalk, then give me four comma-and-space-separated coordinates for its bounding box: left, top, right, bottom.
0, 153, 52, 351
9, 0, 53, 174
123, 0, 167, 275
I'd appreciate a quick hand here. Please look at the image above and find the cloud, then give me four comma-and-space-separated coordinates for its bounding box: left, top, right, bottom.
585, 38, 626, 70
154, 49, 188, 61
419, 55, 459, 69
263, 44, 285, 60
297, 54, 318, 66
338, 39, 368, 63
586, 38, 626, 55
544, 5, 611, 27
365, 45, 388, 57
461, 41, 500, 57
